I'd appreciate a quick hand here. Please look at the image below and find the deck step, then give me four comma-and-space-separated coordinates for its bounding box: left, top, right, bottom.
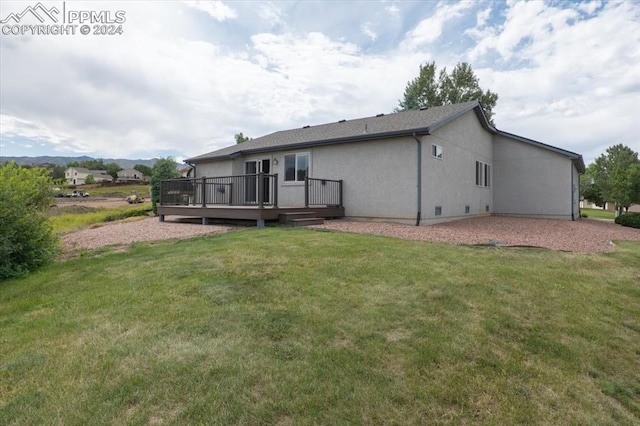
288, 217, 325, 227
279, 212, 324, 226
279, 211, 319, 224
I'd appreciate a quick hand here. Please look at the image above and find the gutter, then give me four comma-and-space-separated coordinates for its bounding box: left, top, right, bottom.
185, 160, 195, 178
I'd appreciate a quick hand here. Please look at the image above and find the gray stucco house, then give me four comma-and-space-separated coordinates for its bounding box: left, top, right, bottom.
158, 100, 584, 226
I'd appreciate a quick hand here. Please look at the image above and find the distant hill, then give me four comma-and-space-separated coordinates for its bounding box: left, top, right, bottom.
0, 156, 158, 169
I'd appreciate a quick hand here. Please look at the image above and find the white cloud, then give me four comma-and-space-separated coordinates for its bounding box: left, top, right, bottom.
401, 2, 474, 51
385, 4, 400, 16
258, 2, 285, 28
361, 23, 377, 41
183, 0, 237, 22
463, 1, 640, 161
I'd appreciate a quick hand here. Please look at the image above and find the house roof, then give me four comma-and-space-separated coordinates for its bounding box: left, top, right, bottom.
69, 167, 109, 175
188, 100, 585, 172
117, 168, 144, 176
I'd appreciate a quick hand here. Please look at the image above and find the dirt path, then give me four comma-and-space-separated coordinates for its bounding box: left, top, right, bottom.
52, 197, 149, 209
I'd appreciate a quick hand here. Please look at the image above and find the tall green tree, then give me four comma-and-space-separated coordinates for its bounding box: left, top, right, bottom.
396, 61, 499, 126
591, 144, 640, 214
105, 162, 123, 182
235, 132, 251, 144
580, 163, 606, 208
0, 162, 58, 279
133, 164, 153, 178
151, 157, 179, 214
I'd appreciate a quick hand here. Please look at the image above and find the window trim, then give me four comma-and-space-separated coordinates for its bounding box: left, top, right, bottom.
283, 152, 310, 183
475, 160, 491, 188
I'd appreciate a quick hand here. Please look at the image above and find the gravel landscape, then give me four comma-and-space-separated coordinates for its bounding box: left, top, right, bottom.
61, 215, 640, 254
315, 216, 640, 252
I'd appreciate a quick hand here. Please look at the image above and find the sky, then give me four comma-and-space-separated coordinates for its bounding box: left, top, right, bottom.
0, 0, 638, 165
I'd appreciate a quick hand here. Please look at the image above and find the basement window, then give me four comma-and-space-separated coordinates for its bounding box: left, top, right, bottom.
432, 144, 443, 159
435, 206, 442, 216
465, 206, 470, 214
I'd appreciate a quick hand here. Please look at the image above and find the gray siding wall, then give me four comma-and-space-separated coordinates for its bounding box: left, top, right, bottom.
421, 110, 493, 224
493, 134, 573, 219
196, 161, 232, 177
310, 138, 417, 220
196, 141, 417, 219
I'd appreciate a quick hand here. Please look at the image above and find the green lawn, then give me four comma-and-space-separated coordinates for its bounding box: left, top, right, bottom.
1, 229, 639, 424
582, 207, 616, 220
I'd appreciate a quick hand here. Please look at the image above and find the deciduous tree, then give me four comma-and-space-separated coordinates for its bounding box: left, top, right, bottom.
105, 162, 123, 182
580, 163, 606, 208
235, 132, 251, 144
133, 164, 153, 178
396, 61, 499, 126
151, 157, 179, 214
591, 144, 640, 214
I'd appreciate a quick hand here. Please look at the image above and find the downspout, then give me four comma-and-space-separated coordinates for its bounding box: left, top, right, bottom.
412, 132, 423, 226
571, 161, 576, 221
185, 160, 195, 178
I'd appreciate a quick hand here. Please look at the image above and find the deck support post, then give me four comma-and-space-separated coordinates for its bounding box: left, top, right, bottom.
202, 217, 209, 225
257, 219, 265, 228
159, 214, 165, 222
258, 172, 264, 209
201, 177, 207, 207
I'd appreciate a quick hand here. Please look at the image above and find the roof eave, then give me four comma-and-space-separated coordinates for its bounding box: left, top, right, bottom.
187, 127, 433, 163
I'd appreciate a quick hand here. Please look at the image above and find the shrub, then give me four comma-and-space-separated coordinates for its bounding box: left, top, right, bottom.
614, 212, 640, 229
0, 162, 59, 279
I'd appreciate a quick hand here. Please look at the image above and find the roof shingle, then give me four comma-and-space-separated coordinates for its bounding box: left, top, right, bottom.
187, 101, 481, 162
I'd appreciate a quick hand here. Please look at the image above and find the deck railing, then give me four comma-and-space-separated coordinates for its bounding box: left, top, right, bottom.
305, 177, 343, 207
161, 173, 278, 207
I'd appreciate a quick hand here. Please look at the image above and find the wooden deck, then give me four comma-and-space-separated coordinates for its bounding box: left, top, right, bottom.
159, 175, 344, 226
157, 205, 345, 226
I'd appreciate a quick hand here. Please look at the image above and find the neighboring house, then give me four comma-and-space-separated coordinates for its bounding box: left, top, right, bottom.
117, 168, 147, 183
178, 165, 194, 177
159, 101, 585, 226
65, 167, 112, 185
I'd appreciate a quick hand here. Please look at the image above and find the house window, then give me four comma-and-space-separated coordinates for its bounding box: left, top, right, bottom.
484, 164, 491, 187
475, 160, 491, 188
432, 144, 443, 159
284, 153, 309, 182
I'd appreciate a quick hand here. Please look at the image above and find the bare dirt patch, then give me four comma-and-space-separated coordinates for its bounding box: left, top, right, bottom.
314, 216, 640, 253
